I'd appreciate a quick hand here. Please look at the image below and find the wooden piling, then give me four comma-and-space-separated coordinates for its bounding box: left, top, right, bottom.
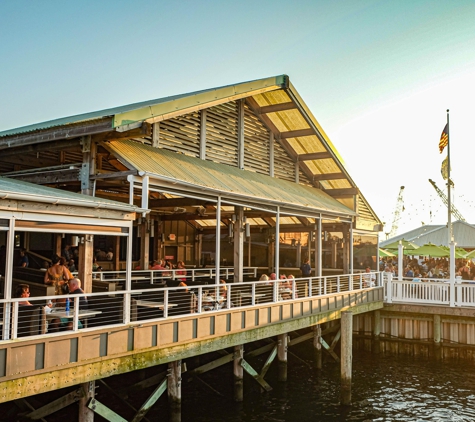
373, 310, 381, 354
78, 381, 95, 422
168, 360, 182, 422
313, 325, 322, 369
340, 311, 353, 405
433, 314, 442, 361
277, 333, 288, 382
234, 345, 244, 402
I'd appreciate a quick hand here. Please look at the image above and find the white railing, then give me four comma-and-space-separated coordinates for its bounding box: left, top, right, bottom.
383, 273, 475, 307
0, 271, 380, 342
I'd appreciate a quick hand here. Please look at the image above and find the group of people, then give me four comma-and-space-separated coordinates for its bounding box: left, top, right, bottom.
380, 256, 475, 281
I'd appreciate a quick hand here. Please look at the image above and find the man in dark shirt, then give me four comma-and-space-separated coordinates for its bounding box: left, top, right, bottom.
18, 248, 29, 268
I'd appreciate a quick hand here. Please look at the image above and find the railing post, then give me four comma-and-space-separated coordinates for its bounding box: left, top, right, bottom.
192, 269, 195, 282
197, 287, 203, 314
251, 283, 256, 306
387, 273, 392, 303
323, 276, 327, 295
123, 292, 131, 323
273, 281, 278, 302
337, 276, 340, 293
308, 279, 313, 297
73, 296, 80, 331
349, 274, 353, 291
163, 289, 169, 318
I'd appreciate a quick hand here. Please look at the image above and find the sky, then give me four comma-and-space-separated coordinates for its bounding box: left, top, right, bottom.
1, 0, 475, 239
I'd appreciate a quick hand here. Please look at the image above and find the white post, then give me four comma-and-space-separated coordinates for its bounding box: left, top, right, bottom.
386, 273, 393, 303
398, 241, 404, 281
450, 240, 456, 307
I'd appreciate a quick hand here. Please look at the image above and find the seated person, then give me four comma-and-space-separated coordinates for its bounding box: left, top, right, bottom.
57, 278, 88, 331
150, 260, 165, 270
363, 267, 376, 287
15, 283, 32, 306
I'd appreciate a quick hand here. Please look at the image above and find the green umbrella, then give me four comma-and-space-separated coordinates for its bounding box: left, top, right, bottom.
440, 246, 468, 259
383, 239, 420, 251
379, 248, 396, 258
465, 250, 475, 259
403, 243, 449, 257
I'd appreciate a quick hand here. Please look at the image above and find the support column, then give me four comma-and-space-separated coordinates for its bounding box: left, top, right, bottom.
168, 360, 182, 422
340, 311, 353, 405
78, 235, 94, 293
277, 333, 288, 381
313, 325, 322, 369
433, 314, 442, 360
139, 216, 150, 271
78, 381, 95, 422
113, 236, 120, 271
234, 345, 244, 402
373, 310, 381, 354
233, 207, 244, 283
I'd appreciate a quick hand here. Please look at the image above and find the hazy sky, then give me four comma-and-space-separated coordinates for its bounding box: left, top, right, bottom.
1, 0, 475, 238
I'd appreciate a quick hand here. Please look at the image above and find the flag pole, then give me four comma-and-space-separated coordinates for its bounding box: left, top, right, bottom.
446, 109, 452, 244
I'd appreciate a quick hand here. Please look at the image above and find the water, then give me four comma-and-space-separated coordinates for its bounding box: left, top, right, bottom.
4, 349, 475, 421
174, 350, 475, 422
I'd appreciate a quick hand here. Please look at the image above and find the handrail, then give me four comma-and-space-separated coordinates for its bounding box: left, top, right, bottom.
0, 271, 381, 342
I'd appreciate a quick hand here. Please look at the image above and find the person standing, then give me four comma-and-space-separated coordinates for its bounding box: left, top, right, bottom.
300, 259, 311, 277
18, 248, 29, 268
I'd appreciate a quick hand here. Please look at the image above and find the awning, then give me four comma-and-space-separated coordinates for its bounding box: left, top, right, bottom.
104, 139, 356, 218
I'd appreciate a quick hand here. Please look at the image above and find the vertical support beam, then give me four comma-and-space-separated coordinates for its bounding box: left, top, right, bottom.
152, 122, 160, 148
316, 217, 322, 277
55, 233, 62, 257
200, 110, 207, 160
215, 196, 221, 283
113, 236, 120, 271
237, 100, 245, 170
234, 344, 244, 402
313, 325, 322, 369
78, 381, 95, 422
3, 218, 15, 340
275, 207, 280, 278
80, 135, 92, 195
267, 233, 275, 274
269, 132, 274, 177
349, 221, 354, 275
233, 207, 244, 283
168, 360, 182, 422
277, 333, 288, 382
373, 310, 381, 354
140, 217, 150, 272
340, 311, 353, 405
124, 220, 133, 324
342, 225, 349, 274
78, 235, 94, 293
332, 241, 337, 269
433, 314, 442, 360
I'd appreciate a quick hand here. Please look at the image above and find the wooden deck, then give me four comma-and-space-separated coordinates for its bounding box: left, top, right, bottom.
0, 285, 383, 403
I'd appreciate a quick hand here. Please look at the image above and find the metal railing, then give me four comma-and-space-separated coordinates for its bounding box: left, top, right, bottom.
0, 270, 381, 341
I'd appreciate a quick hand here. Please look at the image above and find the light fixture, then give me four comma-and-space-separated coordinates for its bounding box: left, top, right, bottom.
245, 222, 250, 238
228, 223, 234, 238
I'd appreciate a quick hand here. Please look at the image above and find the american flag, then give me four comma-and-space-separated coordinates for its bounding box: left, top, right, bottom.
439, 123, 448, 153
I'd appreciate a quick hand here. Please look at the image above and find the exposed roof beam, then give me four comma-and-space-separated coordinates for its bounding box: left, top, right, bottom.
298, 152, 332, 161
325, 187, 359, 197
90, 170, 138, 180
0, 119, 113, 149
4, 168, 80, 185
149, 198, 214, 208
280, 128, 314, 139
259, 102, 297, 114
0, 139, 81, 158
314, 172, 346, 181
92, 123, 151, 142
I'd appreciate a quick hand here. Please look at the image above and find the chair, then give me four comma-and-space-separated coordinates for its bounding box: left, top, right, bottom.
17, 306, 46, 337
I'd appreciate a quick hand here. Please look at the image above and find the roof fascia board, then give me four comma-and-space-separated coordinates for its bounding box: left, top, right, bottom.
114, 75, 287, 128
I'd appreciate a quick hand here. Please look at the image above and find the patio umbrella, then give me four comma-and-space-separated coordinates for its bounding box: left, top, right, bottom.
383, 239, 420, 251
465, 250, 475, 259
403, 243, 449, 257
379, 248, 396, 258
440, 246, 468, 259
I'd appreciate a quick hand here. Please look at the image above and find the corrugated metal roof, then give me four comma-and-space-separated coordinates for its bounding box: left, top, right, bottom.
104, 139, 356, 217
0, 176, 146, 214
381, 221, 475, 248
0, 75, 287, 138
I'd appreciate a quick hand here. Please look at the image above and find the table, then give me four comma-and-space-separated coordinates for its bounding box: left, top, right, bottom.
201, 295, 225, 311
135, 300, 177, 309
46, 309, 102, 328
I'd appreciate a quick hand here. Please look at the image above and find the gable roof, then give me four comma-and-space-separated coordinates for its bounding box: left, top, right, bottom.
381, 220, 475, 248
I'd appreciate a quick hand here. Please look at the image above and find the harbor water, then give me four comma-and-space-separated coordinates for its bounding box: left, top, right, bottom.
6, 347, 475, 421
